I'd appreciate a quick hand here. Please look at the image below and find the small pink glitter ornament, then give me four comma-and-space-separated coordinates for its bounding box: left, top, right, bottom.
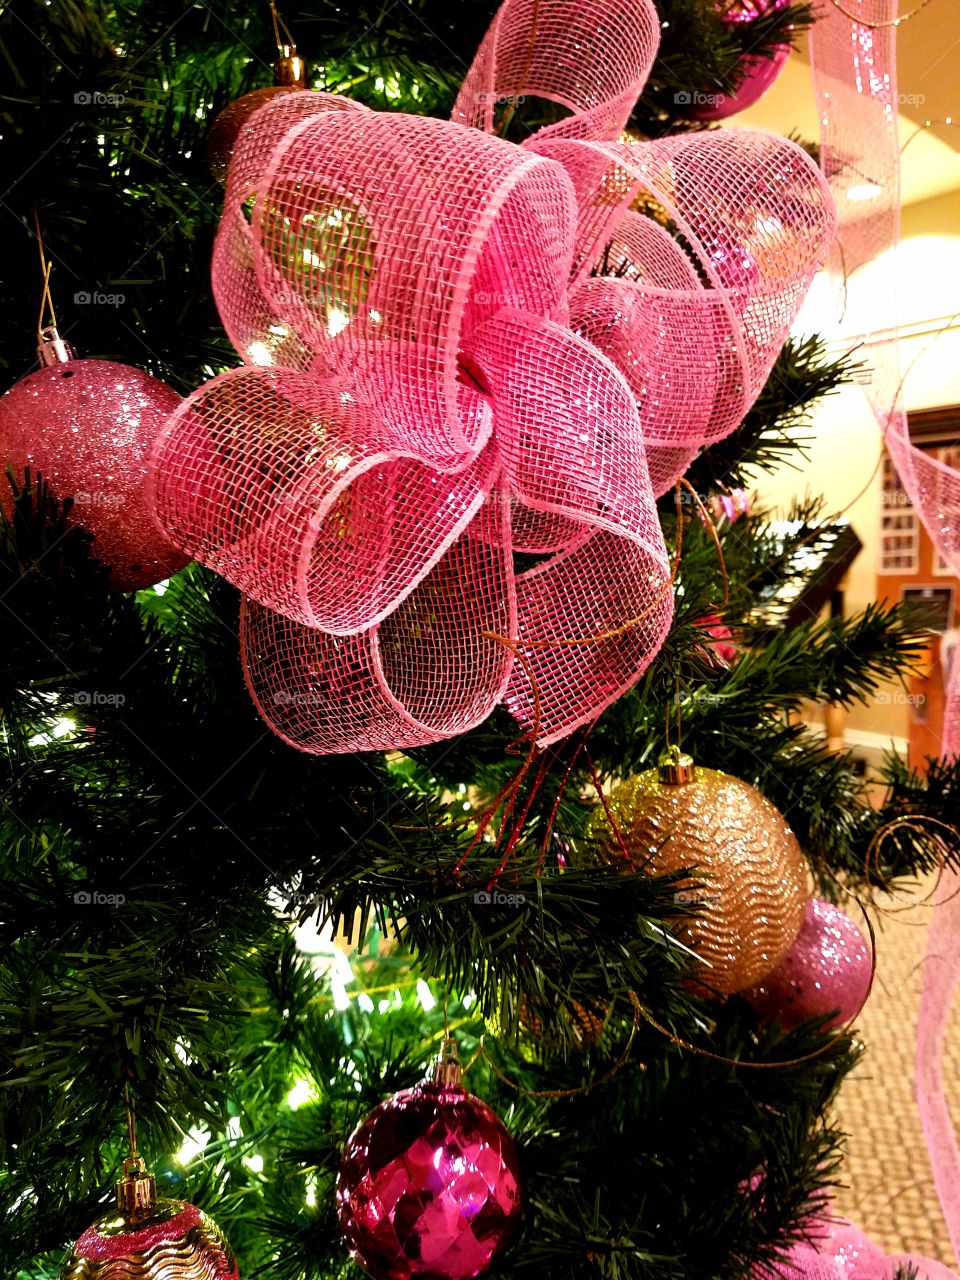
681, 0, 791, 122
336, 1040, 523, 1280
60, 1155, 239, 1279
0, 329, 188, 591
742, 897, 871, 1030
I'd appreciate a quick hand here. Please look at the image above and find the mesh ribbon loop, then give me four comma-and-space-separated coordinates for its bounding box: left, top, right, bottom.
148, 0, 835, 753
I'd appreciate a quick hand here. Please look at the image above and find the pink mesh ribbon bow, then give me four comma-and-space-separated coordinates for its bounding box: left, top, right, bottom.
148, 0, 836, 754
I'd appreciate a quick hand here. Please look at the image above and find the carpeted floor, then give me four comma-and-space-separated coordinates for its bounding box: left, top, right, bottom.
831, 873, 959, 1263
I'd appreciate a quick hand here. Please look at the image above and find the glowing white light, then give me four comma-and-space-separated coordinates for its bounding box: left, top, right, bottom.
268, 323, 289, 337
286, 1078, 317, 1110
28, 717, 76, 747
330, 947, 354, 1009
847, 182, 883, 202
247, 341, 273, 367
226, 1116, 243, 1141
243, 1154, 265, 1173
331, 977, 350, 1010
357, 993, 375, 1013
333, 950, 354, 984
173, 1037, 193, 1064
175, 1126, 210, 1165
416, 980, 435, 1011
153, 578, 169, 596
326, 307, 350, 337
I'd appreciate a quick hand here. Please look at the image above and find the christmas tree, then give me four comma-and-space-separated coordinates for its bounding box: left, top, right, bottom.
1, 0, 958, 1278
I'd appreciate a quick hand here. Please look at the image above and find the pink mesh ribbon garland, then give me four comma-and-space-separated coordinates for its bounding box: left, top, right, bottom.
753, 1215, 959, 1280
810, 0, 960, 1262
149, 0, 836, 754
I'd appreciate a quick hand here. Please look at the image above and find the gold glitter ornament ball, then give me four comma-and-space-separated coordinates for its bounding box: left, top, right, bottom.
60, 1157, 239, 1279
586, 753, 809, 996
207, 48, 307, 185
207, 85, 299, 185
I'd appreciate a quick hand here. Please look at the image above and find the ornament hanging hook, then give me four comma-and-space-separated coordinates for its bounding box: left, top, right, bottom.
268, 0, 306, 86
268, 0, 295, 54
33, 211, 58, 340
123, 1079, 138, 1159
32, 211, 75, 366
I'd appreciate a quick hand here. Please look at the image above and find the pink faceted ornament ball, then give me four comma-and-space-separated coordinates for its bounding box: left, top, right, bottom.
337, 1064, 523, 1280
742, 897, 872, 1030
682, 0, 791, 122
0, 359, 189, 591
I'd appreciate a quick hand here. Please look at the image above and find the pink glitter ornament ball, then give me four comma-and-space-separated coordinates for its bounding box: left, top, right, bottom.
742, 897, 872, 1030
0, 354, 188, 591
337, 1043, 523, 1280
682, 0, 791, 122
60, 1157, 239, 1279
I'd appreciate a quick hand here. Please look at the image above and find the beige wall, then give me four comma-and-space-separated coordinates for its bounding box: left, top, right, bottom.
753, 190, 960, 750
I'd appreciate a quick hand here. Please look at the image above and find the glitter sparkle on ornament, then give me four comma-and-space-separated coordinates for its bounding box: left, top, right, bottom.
0, 358, 189, 591
60, 1157, 239, 1279
585, 751, 809, 995
741, 897, 871, 1029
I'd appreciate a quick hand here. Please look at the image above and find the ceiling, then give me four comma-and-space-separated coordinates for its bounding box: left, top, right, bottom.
728, 8, 960, 207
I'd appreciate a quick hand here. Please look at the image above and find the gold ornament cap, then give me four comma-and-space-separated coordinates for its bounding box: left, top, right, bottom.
37, 325, 75, 367
657, 745, 697, 786
274, 44, 306, 87
115, 1155, 157, 1216
432, 1037, 463, 1088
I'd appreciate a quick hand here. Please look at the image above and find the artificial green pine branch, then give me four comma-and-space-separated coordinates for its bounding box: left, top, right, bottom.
683, 336, 861, 494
